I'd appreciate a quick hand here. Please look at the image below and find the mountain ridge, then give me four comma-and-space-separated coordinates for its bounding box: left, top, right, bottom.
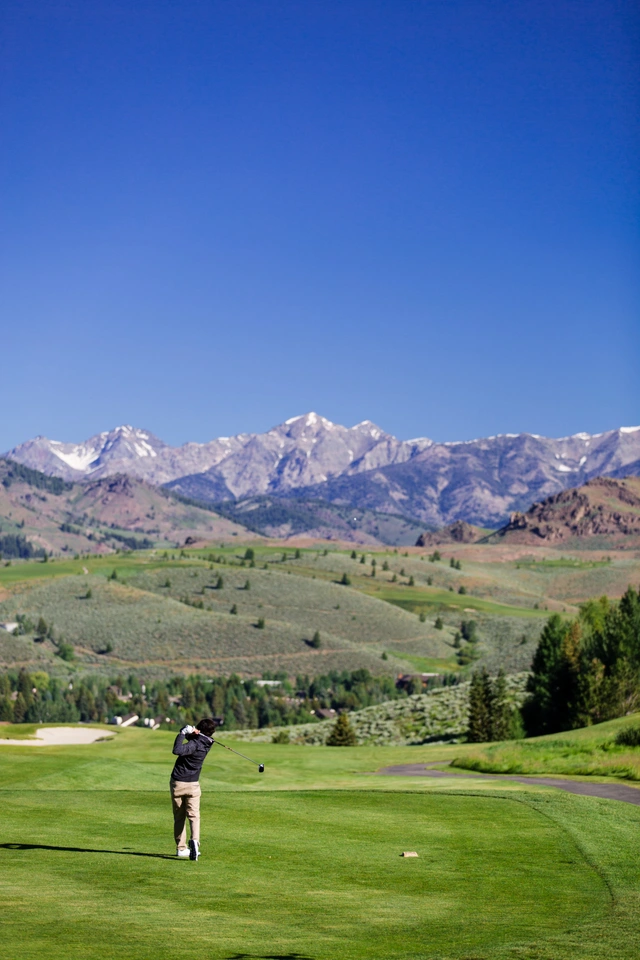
7, 415, 640, 529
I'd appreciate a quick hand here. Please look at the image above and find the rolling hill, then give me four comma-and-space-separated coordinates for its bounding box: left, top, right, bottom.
0, 459, 250, 557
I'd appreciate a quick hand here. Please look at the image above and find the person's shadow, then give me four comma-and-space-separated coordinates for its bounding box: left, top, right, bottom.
1, 842, 175, 860
224, 956, 315, 960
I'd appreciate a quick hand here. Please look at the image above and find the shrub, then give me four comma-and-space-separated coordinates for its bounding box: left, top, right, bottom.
309, 631, 321, 649
381, 651, 388, 660
615, 725, 640, 747
56, 642, 75, 662
109, 569, 118, 581
272, 730, 290, 743
419, 612, 426, 623
435, 617, 444, 630
458, 586, 466, 595
230, 604, 238, 615
256, 618, 265, 629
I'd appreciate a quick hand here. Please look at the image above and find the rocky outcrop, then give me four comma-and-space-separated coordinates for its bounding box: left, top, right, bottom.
491, 477, 640, 543
415, 521, 482, 546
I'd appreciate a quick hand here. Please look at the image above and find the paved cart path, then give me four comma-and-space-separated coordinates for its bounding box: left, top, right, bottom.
374, 763, 640, 805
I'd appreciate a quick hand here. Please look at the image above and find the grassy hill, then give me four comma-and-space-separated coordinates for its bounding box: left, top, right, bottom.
452, 711, 640, 781
0, 555, 452, 677
0, 459, 250, 557
0, 538, 639, 680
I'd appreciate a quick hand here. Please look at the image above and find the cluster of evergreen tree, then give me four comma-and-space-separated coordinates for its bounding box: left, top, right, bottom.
0, 667, 409, 730
467, 668, 515, 742
523, 586, 640, 735
0, 533, 45, 560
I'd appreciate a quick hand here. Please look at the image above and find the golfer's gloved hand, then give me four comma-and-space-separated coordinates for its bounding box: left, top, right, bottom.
181, 725, 195, 735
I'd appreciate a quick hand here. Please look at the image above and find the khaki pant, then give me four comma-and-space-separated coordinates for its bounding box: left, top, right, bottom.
170, 779, 201, 849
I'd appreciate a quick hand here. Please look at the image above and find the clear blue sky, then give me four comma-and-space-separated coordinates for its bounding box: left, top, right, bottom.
2, 0, 638, 449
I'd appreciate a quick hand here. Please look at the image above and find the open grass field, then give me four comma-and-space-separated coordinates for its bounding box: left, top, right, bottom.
0, 726, 639, 959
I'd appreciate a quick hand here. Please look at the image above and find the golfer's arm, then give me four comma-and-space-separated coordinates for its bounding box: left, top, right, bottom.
172, 734, 197, 756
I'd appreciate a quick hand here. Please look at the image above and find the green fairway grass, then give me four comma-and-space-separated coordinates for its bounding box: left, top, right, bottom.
0, 729, 639, 959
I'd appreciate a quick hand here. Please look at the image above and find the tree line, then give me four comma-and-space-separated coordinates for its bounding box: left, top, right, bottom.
523, 585, 640, 735
0, 667, 410, 729
466, 585, 640, 741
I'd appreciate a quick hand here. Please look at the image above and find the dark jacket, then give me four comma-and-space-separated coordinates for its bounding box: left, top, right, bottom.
171, 731, 214, 783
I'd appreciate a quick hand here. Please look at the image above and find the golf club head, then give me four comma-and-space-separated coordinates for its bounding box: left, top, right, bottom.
258, 764, 265, 773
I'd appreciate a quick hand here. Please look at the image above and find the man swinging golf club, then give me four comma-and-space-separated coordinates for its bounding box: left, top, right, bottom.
170, 717, 216, 861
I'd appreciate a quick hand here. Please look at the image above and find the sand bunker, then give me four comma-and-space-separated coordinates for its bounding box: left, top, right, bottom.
0, 727, 114, 746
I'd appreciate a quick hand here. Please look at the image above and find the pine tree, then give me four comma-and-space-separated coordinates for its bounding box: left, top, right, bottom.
467, 668, 492, 742
326, 713, 357, 746
13, 692, 27, 723
522, 614, 569, 735
490, 669, 511, 741
310, 631, 321, 649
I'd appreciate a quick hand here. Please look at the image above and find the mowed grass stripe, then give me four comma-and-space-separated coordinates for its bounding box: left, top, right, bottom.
0, 789, 607, 960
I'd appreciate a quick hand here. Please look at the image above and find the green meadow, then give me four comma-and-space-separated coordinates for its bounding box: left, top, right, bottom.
0, 726, 639, 959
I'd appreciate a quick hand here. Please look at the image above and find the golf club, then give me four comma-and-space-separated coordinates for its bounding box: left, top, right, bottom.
213, 738, 265, 772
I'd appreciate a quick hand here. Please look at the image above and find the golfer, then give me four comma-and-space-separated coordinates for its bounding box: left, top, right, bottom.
170, 717, 216, 861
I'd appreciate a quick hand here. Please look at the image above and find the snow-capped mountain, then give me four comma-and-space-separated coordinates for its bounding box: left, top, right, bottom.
6, 416, 640, 527
6, 414, 430, 491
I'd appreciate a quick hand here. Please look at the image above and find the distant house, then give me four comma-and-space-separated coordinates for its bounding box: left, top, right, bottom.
314, 708, 337, 720
255, 680, 282, 688
396, 673, 439, 691
110, 713, 139, 727
0, 622, 18, 634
